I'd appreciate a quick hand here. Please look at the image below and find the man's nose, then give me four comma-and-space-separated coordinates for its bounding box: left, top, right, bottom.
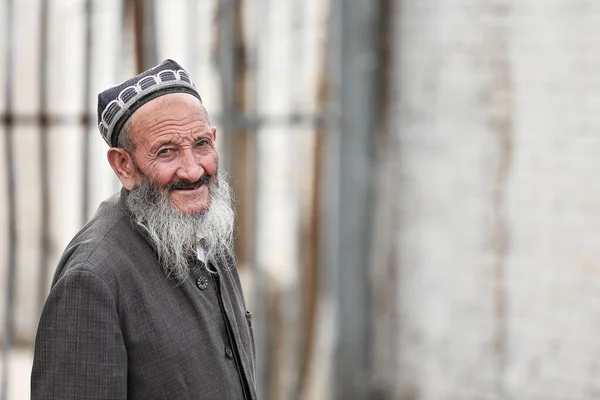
175, 149, 203, 183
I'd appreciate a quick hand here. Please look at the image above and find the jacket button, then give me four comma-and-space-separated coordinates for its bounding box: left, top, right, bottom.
196, 276, 209, 290
225, 345, 234, 359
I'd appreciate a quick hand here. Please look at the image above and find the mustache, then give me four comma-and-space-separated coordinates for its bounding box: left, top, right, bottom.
167, 174, 212, 191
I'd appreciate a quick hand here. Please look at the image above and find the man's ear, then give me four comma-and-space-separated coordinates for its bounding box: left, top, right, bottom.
211, 127, 217, 142
107, 148, 139, 190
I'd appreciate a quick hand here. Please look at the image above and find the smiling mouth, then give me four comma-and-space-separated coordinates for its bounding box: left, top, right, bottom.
168, 175, 212, 192
173, 184, 205, 192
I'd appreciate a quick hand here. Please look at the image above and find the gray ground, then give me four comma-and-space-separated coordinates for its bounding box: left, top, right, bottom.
1, 349, 32, 400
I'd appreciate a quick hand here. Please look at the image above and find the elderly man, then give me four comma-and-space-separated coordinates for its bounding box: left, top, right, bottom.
31, 59, 257, 400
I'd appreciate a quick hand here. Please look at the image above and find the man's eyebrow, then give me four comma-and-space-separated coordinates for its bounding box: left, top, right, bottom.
150, 139, 176, 152
192, 131, 213, 140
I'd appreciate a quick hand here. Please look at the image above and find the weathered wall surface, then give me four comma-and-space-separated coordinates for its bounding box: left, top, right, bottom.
0, 1, 322, 399
395, 1, 600, 398
4, 0, 600, 399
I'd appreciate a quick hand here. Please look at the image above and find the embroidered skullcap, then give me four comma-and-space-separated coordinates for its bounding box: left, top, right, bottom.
97, 59, 202, 147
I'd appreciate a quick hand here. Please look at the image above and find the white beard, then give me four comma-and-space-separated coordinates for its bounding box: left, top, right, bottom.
126, 172, 236, 282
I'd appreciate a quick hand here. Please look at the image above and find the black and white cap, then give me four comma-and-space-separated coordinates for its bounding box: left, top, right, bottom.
97, 59, 202, 147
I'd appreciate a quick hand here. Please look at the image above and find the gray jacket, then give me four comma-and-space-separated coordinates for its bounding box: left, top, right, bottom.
31, 190, 257, 400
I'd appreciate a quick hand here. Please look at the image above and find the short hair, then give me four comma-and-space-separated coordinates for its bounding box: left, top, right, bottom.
116, 118, 134, 152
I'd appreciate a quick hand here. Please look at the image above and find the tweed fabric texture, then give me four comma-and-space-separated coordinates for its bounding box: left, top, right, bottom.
97, 59, 202, 147
31, 189, 257, 400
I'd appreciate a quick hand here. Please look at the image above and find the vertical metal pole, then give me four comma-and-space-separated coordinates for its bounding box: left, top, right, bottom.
1, 0, 17, 397
216, 0, 237, 176
328, 1, 381, 399
320, 0, 342, 398
112, 0, 127, 193
217, 0, 254, 267
142, 0, 157, 70
131, 0, 143, 73
37, 0, 52, 318
297, 1, 328, 396
81, 0, 93, 224
287, 0, 312, 397
132, 0, 158, 73
219, 0, 262, 393
248, 1, 272, 397
368, 0, 399, 397
187, 0, 199, 77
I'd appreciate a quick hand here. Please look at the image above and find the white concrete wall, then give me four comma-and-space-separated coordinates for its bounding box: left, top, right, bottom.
395, 0, 600, 398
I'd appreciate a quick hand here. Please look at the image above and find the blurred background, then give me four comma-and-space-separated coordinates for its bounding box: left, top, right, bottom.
1, 0, 600, 399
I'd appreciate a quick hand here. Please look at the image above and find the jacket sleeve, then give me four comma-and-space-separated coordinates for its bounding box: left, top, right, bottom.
31, 269, 127, 399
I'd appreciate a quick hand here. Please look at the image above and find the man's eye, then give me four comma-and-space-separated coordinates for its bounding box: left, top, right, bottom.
197, 139, 210, 147
158, 148, 172, 155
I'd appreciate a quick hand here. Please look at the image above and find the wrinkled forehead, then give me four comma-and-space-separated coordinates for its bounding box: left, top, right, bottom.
128, 93, 211, 142
136, 92, 204, 116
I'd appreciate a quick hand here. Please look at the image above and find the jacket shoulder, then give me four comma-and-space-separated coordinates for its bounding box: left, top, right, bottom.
53, 194, 153, 286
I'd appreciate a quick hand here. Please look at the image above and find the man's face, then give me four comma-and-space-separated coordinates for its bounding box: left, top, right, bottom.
126, 93, 218, 214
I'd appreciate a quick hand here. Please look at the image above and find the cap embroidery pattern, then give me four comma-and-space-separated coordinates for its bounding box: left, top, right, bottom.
97, 66, 197, 146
